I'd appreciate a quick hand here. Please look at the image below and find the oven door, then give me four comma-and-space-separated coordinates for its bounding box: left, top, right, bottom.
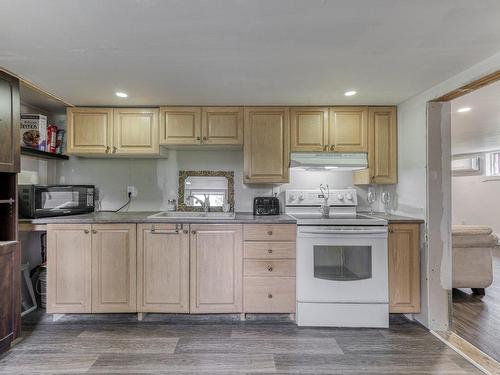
33, 185, 94, 217
296, 225, 388, 304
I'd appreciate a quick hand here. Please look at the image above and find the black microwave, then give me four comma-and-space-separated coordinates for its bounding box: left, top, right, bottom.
18, 185, 95, 218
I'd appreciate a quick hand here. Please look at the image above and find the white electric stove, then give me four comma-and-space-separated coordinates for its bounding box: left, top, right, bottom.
286, 188, 389, 328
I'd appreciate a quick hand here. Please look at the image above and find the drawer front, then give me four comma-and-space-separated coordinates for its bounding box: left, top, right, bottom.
244, 241, 296, 259
244, 277, 295, 313
244, 260, 295, 277
244, 224, 296, 241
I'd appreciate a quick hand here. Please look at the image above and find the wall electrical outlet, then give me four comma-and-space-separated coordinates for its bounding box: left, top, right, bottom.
127, 186, 138, 197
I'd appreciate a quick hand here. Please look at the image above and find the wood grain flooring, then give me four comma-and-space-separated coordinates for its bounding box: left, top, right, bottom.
453, 254, 500, 362
0, 312, 481, 374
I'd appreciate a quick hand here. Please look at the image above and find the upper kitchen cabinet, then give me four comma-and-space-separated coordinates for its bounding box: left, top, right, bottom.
67, 107, 113, 155
353, 107, 397, 185
113, 108, 159, 155
290, 107, 328, 152
329, 107, 368, 152
0, 71, 20, 173
202, 107, 243, 145
160, 106, 201, 145
244, 107, 290, 184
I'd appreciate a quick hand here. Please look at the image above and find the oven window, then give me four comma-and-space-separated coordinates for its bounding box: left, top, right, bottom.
314, 245, 372, 281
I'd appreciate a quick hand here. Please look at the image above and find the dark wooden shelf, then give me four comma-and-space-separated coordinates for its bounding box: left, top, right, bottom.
21, 147, 69, 160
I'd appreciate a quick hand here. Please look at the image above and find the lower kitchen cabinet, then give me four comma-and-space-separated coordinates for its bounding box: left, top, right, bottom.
388, 223, 421, 313
91, 224, 137, 313
47, 224, 136, 313
0, 241, 20, 354
47, 224, 92, 313
189, 224, 243, 313
137, 224, 189, 313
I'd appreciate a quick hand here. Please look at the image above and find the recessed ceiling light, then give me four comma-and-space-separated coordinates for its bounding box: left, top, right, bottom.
457, 107, 471, 113
344, 90, 357, 97
115, 92, 128, 98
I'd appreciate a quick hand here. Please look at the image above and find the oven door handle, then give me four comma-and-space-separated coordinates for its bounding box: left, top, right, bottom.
299, 228, 388, 235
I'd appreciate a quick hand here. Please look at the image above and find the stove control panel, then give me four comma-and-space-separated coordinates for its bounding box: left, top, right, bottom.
286, 189, 358, 206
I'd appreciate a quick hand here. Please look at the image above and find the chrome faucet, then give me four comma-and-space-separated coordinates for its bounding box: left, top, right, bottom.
187, 195, 210, 215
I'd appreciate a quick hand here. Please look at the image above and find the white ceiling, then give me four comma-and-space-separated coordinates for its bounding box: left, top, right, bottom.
2, 0, 500, 106
452, 80, 500, 155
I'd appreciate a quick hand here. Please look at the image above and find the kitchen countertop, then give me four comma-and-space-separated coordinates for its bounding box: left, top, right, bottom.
19, 211, 297, 225
361, 212, 425, 224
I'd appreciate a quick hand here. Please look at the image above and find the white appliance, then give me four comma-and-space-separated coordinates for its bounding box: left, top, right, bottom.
286, 188, 389, 328
451, 156, 480, 174
290, 152, 368, 170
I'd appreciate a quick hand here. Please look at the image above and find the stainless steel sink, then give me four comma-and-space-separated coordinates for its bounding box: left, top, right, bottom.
147, 211, 236, 220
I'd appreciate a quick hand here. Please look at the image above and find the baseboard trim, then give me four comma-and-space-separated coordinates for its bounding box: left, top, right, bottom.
432, 330, 500, 375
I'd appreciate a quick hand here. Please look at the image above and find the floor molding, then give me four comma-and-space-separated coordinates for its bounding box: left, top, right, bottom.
432, 330, 500, 375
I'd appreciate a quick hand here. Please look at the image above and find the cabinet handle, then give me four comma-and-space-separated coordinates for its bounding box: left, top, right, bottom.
323, 145, 328, 151
84, 229, 90, 234
202, 136, 207, 141
267, 230, 273, 236
267, 249, 273, 254
267, 266, 273, 272
268, 293, 273, 299
151, 229, 179, 234
191, 230, 197, 235
196, 136, 201, 141
183, 229, 189, 234
92, 229, 97, 234
330, 145, 335, 151
113, 146, 117, 153
105, 146, 110, 154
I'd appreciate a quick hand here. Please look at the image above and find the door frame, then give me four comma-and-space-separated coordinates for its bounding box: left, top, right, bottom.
426, 70, 500, 330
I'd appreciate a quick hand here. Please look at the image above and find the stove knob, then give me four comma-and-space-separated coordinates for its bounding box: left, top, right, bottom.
337, 193, 344, 201
298, 194, 305, 201
288, 194, 296, 202
346, 193, 353, 200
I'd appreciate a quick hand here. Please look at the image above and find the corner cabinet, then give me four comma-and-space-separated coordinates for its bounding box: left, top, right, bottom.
137, 224, 189, 313
189, 224, 243, 313
388, 223, 421, 313
244, 107, 290, 183
0, 71, 20, 173
353, 107, 397, 185
67, 107, 159, 156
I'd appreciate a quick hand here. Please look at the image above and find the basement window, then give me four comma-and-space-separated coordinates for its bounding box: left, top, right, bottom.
486, 151, 500, 176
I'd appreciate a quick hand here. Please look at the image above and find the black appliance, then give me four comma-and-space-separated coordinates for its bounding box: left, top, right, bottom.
18, 185, 95, 218
253, 196, 280, 216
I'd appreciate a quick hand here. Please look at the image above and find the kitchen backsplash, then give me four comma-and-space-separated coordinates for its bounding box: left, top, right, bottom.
20, 149, 387, 213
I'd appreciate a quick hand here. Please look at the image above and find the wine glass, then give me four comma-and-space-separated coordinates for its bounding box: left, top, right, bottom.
367, 187, 376, 214
381, 191, 392, 213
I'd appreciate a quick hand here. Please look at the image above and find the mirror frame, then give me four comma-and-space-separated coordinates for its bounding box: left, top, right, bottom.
177, 170, 235, 212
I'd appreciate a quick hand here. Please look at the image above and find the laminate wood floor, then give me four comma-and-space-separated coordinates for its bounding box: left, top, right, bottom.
453, 253, 500, 362
0, 312, 480, 374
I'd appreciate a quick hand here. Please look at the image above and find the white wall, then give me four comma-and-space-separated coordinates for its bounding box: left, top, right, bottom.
397, 51, 500, 330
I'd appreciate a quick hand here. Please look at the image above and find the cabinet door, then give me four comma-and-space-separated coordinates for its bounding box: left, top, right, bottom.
329, 107, 368, 152
0, 241, 20, 354
369, 107, 397, 184
91, 224, 136, 313
0, 72, 20, 173
113, 108, 159, 155
160, 106, 201, 145
67, 107, 113, 154
47, 224, 92, 313
137, 224, 189, 313
244, 107, 290, 183
190, 224, 243, 313
388, 223, 420, 313
290, 107, 328, 152
201, 107, 243, 145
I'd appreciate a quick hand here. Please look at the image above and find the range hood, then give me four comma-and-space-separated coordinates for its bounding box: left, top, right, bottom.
290, 152, 368, 171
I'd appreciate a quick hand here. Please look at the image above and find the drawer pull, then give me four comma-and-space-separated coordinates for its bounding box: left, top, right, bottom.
84, 229, 90, 234
92, 229, 97, 234
267, 230, 273, 236
268, 293, 273, 299
151, 229, 179, 234
267, 266, 273, 272
191, 230, 197, 235
267, 249, 273, 254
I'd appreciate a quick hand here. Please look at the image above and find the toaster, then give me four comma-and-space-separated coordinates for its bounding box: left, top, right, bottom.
253, 196, 280, 216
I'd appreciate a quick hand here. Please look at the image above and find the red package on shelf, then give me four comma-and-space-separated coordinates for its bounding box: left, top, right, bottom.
47, 124, 58, 153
